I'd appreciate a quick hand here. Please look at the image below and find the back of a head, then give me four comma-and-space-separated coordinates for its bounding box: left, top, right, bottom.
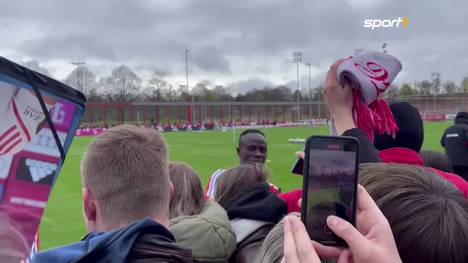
420, 150, 454, 173
359, 163, 468, 263
81, 124, 171, 229
215, 163, 269, 209
168, 162, 204, 219
455, 111, 468, 124
254, 219, 284, 263
374, 102, 424, 152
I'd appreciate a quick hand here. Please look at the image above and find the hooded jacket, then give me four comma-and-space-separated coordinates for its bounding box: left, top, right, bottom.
441, 112, 468, 166
374, 102, 424, 153
223, 183, 287, 263
31, 218, 193, 263
379, 147, 468, 198
170, 201, 236, 263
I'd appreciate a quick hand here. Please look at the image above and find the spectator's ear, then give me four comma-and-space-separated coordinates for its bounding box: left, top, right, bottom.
236, 147, 241, 158
83, 187, 97, 232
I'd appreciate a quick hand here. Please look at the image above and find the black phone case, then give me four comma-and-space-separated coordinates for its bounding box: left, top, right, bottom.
300, 135, 359, 247
0, 56, 86, 108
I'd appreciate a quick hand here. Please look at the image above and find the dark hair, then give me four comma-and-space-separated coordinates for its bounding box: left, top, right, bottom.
239, 129, 265, 145
359, 163, 468, 263
215, 163, 269, 209
455, 112, 468, 123
420, 150, 454, 173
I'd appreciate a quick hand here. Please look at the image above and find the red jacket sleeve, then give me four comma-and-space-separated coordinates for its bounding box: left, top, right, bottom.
431, 168, 468, 199
279, 189, 303, 213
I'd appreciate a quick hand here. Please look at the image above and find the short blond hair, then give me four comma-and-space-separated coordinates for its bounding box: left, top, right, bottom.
81, 124, 170, 228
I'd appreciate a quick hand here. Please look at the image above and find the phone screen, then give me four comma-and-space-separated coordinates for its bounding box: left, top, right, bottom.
303, 136, 358, 246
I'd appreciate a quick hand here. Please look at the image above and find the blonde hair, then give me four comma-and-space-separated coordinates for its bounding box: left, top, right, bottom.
168, 162, 204, 219
81, 124, 171, 228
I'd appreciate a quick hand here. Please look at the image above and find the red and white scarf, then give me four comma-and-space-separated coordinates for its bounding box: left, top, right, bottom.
336, 51, 402, 141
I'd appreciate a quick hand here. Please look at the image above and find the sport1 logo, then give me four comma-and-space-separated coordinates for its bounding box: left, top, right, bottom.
363, 17, 408, 30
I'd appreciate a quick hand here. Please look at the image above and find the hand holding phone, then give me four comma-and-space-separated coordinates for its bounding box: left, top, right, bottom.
284, 186, 402, 263
301, 135, 359, 247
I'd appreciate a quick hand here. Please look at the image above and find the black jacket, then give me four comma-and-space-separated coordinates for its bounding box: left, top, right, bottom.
343, 128, 381, 163
441, 112, 468, 166
32, 218, 193, 263
225, 183, 287, 223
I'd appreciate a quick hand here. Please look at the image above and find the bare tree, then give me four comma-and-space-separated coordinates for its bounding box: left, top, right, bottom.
443, 81, 457, 94
160, 84, 177, 101
64, 66, 97, 96
461, 77, 468, 93
417, 80, 433, 95
147, 69, 168, 101
430, 72, 442, 95
399, 84, 415, 97
100, 65, 142, 103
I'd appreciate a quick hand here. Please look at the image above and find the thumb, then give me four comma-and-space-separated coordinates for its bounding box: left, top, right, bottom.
327, 215, 368, 251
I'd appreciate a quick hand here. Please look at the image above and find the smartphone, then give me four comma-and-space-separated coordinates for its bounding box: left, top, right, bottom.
301, 135, 359, 247
291, 158, 304, 175
0, 56, 86, 257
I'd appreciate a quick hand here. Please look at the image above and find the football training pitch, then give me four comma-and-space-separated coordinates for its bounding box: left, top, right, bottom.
39, 122, 450, 250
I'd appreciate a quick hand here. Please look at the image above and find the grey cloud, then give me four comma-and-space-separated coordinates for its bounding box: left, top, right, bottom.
190, 47, 230, 72
229, 78, 274, 94
0, 0, 467, 85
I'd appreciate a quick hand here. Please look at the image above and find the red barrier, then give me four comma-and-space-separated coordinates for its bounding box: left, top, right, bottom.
423, 114, 446, 121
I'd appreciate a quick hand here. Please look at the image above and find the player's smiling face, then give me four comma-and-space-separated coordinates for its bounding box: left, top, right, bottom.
237, 133, 267, 164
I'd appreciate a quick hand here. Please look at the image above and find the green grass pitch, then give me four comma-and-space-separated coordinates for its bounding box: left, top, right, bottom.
39, 122, 450, 250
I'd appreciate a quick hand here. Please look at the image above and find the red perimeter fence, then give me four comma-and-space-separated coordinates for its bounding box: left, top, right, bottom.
81, 96, 468, 127
81, 101, 328, 127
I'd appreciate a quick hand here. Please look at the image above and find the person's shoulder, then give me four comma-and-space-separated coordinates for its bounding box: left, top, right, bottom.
31, 240, 88, 263
170, 201, 230, 229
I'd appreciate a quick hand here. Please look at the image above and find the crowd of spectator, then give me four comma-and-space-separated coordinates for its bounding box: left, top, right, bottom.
2, 60, 467, 263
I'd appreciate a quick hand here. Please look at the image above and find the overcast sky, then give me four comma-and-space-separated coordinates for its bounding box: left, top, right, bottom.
1, 0, 467, 93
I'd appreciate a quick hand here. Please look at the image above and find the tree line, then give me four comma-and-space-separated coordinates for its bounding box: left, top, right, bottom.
24, 60, 468, 103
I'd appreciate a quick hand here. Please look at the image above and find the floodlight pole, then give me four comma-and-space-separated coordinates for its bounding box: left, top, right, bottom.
293, 52, 302, 121
185, 49, 195, 124
305, 62, 312, 118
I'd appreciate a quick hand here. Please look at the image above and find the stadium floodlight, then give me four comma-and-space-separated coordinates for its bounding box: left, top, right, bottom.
293, 52, 302, 121
382, 43, 388, 53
